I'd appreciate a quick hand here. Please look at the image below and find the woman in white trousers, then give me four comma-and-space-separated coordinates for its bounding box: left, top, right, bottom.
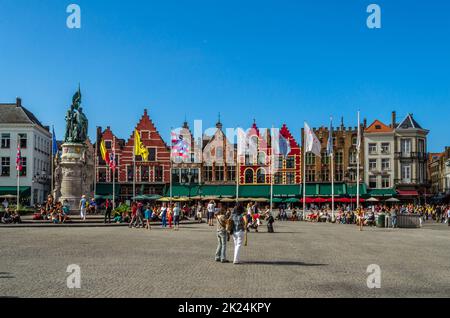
231, 203, 247, 264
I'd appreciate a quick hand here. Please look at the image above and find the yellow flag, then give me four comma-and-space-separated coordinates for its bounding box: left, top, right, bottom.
100, 139, 108, 161
134, 130, 149, 162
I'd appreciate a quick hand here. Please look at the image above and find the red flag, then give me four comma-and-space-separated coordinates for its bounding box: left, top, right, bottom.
16, 144, 23, 171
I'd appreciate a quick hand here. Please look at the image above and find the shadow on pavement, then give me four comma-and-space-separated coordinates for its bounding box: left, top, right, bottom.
241, 261, 327, 266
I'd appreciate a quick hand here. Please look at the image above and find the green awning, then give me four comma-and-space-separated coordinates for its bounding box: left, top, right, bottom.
346, 183, 367, 196
0, 186, 30, 196
300, 184, 320, 196
368, 188, 396, 197
238, 185, 270, 198
165, 185, 200, 197
95, 183, 121, 196
319, 183, 346, 196
273, 185, 300, 198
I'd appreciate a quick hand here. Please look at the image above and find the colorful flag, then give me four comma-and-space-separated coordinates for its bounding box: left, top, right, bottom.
304, 122, 321, 157
109, 141, 116, 171
327, 117, 333, 157
16, 143, 22, 171
134, 130, 149, 162
171, 131, 190, 159
52, 126, 58, 156
100, 139, 110, 165
272, 129, 291, 158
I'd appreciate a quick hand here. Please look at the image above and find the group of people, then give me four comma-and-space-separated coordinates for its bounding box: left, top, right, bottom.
303, 203, 450, 229
124, 202, 182, 230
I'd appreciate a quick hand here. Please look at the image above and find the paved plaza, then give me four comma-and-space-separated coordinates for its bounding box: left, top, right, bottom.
0, 221, 449, 298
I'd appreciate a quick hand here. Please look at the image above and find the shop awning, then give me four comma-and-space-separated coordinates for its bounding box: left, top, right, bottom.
318, 183, 346, 196
397, 190, 419, 196
95, 183, 121, 196
300, 184, 320, 196
368, 188, 397, 197
346, 184, 367, 196
0, 186, 31, 196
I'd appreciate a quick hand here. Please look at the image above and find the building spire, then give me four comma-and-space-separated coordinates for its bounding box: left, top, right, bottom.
216, 112, 222, 129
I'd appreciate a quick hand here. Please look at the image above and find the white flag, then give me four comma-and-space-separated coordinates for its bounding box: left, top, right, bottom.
356, 111, 361, 154
237, 128, 248, 156
304, 122, 321, 157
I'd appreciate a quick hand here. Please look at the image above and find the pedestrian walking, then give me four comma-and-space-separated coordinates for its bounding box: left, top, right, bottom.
134, 202, 144, 228
79, 195, 87, 221
173, 203, 181, 230
215, 207, 229, 263
167, 204, 173, 228
264, 206, 274, 233
144, 204, 152, 230
207, 200, 215, 226
447, 205, 450, 226
196, 203, 203, 223
230, 203, 247, 265
129, 202, 137, 228
104, 199, 112, 224
160, 204, 168, 228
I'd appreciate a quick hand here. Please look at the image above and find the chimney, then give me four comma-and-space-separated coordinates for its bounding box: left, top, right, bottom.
391, 111, 396, 128
16, 97, 22, 107
363, 118, 367, 129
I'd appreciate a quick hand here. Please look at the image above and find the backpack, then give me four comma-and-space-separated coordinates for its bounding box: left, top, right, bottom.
226, 218, 234, 234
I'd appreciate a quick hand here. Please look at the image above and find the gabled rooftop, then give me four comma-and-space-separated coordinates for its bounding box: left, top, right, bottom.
365, 119, 393, 133
396, 114, 424, 130
0, 98, 48, 132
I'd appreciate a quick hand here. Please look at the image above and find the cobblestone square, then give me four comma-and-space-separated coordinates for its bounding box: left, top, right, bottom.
0, 222, 449, 298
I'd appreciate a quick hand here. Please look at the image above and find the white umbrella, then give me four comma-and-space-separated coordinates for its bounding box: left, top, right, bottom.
366, 197, 379, 202
385, 197, 400, 202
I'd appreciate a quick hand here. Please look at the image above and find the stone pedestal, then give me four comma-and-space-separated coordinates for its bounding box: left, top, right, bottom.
58, 142, 93, 212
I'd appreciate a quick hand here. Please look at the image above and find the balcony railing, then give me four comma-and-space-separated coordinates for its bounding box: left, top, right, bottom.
394, 178, 427, 185
395, 152, 427, 160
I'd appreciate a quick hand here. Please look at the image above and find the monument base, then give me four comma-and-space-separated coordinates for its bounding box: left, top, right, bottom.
57, 142, 93, 213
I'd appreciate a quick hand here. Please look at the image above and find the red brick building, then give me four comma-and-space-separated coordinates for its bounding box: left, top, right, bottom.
95, 109, 171, 199
238, 122, 301, 185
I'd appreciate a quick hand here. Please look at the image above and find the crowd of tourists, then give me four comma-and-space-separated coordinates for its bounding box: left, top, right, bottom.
303, 203, 450, 228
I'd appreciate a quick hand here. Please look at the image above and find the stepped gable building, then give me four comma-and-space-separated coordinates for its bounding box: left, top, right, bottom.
0, 98, 52, 205
171, 119, 202, 185
363, 119, 396, 196
272, 124, 301, 185
95, 109, 171, 199
393, 113, 429, 200
201, 117, 236, 185
239, 120, 272, 185
301, 118, 366, 185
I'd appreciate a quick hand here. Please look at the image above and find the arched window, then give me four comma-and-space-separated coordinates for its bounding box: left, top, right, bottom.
256, 168, 266, 184
245, 169, 254, 184
257, 152, 266, 165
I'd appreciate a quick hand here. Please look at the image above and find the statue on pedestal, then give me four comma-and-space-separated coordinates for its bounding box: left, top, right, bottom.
55, 86, 94, 212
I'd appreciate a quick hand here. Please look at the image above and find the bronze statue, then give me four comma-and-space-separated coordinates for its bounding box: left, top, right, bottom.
64, 86, 88, 143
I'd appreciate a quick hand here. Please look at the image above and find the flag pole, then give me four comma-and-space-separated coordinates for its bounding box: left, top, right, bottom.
16, 136, 20, 212
270, 126, 274, 213
356, 111, 361, 210
236, 148, 240, 203
133, 131, 136, 202
51, 126, 54, 197
330, 117, 335, 220
169, 127, 173, 207
94, 127, 98, 198
302, 126, 306, 220
112, 136, 116, 210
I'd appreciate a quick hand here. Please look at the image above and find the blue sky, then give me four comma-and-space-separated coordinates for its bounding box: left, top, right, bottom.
0, 0, 449, 151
